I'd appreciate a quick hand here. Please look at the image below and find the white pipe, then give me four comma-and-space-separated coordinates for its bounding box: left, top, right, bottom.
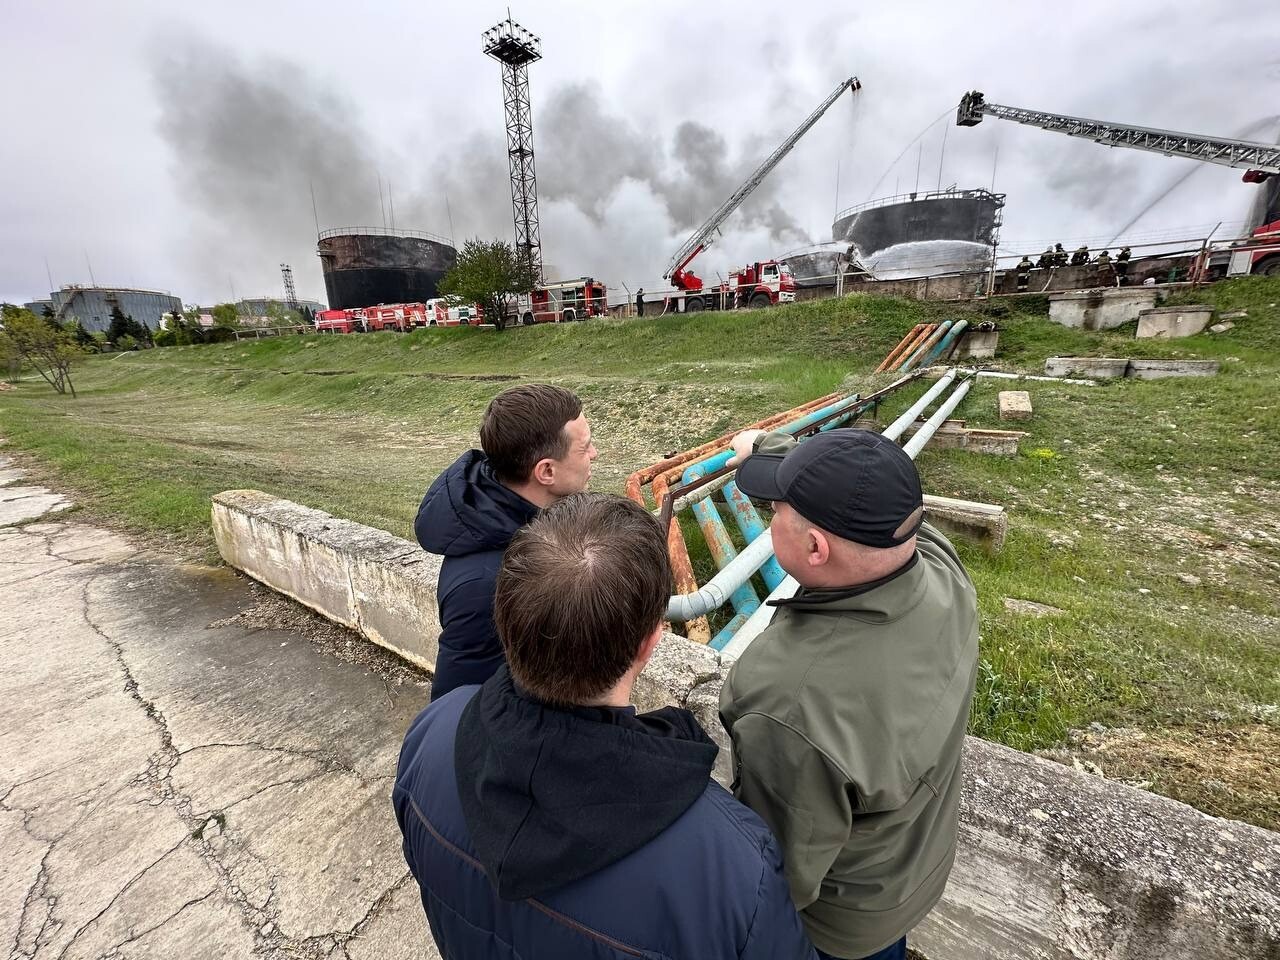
665, 531, 777, 621
719, 575, 798, 659
902, 378, 974, 459
881, 368, 957, 440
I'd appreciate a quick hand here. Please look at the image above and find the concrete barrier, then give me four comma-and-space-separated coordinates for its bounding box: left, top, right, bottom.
211, 490, 442, 670
1045, 357, 1130, 379
1048, 288, 1158, 331
211, 491, 1279, 959
1128, 358, 1221, 380
1136, 304, 1215, 339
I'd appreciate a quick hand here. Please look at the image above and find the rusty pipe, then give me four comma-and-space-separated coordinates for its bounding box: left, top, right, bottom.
624, 392, 841, 506
874, 323, 926, 373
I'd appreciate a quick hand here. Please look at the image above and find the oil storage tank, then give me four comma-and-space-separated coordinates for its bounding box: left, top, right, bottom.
832, 187, 1004, 278
317, 227, 457, 309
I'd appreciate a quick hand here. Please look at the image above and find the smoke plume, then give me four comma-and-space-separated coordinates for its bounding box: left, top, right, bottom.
152, 43, 812, 300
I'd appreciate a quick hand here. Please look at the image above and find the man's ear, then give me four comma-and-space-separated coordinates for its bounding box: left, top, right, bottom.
636, 623, 663, 670
808, 528, 832, 567
531, 458, 556, 487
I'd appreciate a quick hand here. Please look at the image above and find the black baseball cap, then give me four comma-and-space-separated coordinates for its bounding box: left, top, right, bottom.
735, 429, 924, 547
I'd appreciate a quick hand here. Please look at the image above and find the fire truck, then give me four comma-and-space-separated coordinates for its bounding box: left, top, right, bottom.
315, 308, 366, 334
1194, 220, 1280, 280
426, 298, 484, 326
662, 78, 861, 314
510, 278, 608, 325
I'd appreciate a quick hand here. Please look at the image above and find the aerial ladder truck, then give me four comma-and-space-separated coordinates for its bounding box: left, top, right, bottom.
956, 91, 1280, 277
662, 76, 862, 313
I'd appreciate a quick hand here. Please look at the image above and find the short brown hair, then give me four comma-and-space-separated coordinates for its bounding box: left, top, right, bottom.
480, 384, 582, 484
495, 493, 672, 706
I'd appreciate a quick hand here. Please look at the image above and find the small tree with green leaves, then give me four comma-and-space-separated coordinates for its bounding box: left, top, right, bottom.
0, 306, 83, 397
211, 303, 239, 327
437, 239, 538, 332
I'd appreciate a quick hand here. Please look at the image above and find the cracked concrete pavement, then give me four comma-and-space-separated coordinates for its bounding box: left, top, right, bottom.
0, 459, 441, 959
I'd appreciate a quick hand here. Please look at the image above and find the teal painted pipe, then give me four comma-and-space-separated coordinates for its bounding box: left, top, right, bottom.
921, 318, 969, 368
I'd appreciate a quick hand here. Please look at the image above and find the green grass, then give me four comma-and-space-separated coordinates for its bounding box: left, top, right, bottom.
3, 278, 1277, 827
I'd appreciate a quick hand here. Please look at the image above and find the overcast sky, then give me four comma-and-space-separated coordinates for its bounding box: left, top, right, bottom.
3, 0, 1277, 307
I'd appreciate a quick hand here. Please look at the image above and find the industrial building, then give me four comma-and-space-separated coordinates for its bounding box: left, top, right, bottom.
41, 286, 183, 333
316, 227, 456, 310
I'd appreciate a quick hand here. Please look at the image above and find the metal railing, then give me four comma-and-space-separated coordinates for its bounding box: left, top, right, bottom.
317, 226, 454, 246
834, 187, 1005, 224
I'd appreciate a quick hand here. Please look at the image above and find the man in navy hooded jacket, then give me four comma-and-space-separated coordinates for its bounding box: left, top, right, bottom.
414, 383, 596, 700
394, 493, 816, 960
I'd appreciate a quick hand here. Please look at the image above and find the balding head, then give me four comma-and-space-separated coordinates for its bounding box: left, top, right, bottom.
771, 500, 917, 589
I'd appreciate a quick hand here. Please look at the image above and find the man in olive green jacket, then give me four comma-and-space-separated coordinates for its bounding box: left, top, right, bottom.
720, 428, 978, 960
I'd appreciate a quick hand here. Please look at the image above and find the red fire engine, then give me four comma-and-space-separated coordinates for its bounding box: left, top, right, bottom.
661, 78, 860, 314
514, 278, 608, 325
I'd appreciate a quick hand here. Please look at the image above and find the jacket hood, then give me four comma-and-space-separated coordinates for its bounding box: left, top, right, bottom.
415, 450, 538, 557
454, 667, 718, 901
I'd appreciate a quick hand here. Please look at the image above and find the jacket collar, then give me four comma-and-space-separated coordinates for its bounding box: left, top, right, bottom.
769, 552, 925, 621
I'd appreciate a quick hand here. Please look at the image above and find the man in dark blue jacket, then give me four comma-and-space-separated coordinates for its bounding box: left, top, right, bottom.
394, 494, 816, 960
414, 383, 596, 700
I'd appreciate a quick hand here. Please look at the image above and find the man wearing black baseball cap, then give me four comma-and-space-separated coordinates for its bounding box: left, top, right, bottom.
719, 427, 979, 960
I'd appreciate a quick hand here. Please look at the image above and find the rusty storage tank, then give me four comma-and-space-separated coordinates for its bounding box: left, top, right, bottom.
317, 227, 457, 309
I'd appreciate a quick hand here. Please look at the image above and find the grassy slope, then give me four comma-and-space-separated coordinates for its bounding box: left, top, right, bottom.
3, 280, 1277, 826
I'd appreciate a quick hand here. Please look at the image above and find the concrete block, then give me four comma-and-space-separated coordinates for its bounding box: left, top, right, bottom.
1045, 357, 1129, 379
1126, 359, 1220, 380
922, 494, 1007, 551
1048, 287, 1157, 331
1209, 321, 1235, 334
957, 329, 998, 359
1136, 304, 1214, 339
998, 390, 1032, 421
899, 421, 1025, 457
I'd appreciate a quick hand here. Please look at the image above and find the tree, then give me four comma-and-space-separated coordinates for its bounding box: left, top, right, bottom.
0, 306, 83, 397
437, 239, 538, 332
108, 303, 130, 344
211, 303, 239, 327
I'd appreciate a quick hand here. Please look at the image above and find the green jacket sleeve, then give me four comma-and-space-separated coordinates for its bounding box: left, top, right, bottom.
728, 712, 853, 911
753, 430, 798, 457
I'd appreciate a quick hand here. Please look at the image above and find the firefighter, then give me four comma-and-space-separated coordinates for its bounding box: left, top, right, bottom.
1037, 247, 1054, 269
635, 288, 645, 318
1015, 255, 1033, 292
1094, 249, 1111, 265
1053, 243, 1068, 267
1115, 246, 1131, 285
1070, 245, 1089, 266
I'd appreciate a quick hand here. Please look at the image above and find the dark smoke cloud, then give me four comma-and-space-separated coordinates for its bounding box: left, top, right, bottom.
153, 48, 811, 297
535, 83, 809, 245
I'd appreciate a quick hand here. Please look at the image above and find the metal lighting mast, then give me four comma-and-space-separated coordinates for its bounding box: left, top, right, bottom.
483, 15, 544, 282
280, 263, 299, 312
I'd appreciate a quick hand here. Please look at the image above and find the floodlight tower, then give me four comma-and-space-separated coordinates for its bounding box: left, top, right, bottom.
280, 263, 299, 311
482, 15, 544, 282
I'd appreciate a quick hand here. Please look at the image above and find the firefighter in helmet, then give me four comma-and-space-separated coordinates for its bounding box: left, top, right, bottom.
1094, 249, 1111, 265
1114, 246, 1131, 285
1015, 255, 1033, 292
1037, 247, 1054, 269
1070, 245, 1089, 266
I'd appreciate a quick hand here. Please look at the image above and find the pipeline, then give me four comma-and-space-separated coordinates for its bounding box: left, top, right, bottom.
874, 323, 925, 373
919, 318, 968, 368
881, 368, 957, 441
902, 374, 974, 459
886, 323, 936, 372
899, 320, 952, 372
